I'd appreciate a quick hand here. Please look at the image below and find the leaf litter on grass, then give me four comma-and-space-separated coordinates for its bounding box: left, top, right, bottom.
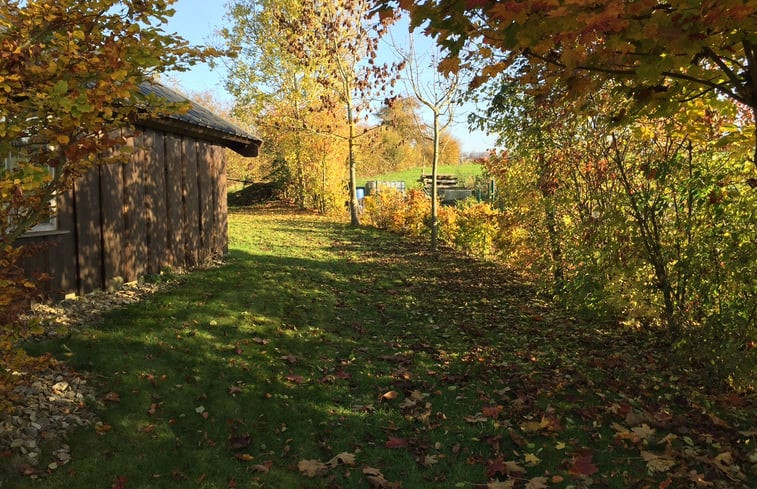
7, 203, 755, 489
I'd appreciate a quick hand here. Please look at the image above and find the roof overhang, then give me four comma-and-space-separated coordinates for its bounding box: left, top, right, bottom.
138, 117, 261, 157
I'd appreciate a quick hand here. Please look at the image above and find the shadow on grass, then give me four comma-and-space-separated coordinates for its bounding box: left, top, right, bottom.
9, 208, 756, 489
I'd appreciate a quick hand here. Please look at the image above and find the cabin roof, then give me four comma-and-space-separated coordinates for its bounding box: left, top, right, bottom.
138, 81, 262, 157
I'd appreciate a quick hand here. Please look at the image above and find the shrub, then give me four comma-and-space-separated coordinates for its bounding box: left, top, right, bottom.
453, 200, 500, 259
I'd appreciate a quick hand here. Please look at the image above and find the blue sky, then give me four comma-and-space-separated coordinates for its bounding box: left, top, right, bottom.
163, 0, 497, 154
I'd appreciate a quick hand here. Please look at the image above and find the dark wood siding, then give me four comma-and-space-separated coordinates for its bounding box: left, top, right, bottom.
197, 141, 213, 263
145, 130, 168, 275
19, 130, 231, 298
182, 137, 200, 268
164, 135, 185, 268
73, 166, 104, 293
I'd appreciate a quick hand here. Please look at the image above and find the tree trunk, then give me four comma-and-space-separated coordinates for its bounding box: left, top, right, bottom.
347, 102, 360, 226
538, 154, 563, 293
430, 111, 440, 252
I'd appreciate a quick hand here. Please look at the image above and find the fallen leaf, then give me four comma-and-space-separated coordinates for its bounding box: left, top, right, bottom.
420, 454, 438, 467
142, 424, 156, 433
525, 477, 549, 489
280, 354, 299, 364
486, 481, 515, 489
363, 467, 401, 489
632, 424, 656, 440
464, 413, 488, 423
381, 390, 399, 400
641, 450, 676, 473
327, 452, 356, 467
252, 460, 273, 473
568, 453, 598, 476
147, 403, 157, 415
524, 453, 541, 466
227, 385, 243, 396
482, 405, 503, 418
112, 476, 128, 489
234, 453, 253, 462
229, 434, 252, 451
284, 374, 305, 384
195, 405, 205, 414
252, 337, 269, 345
95, 422, 112, 435
385, 436, 408, 448
298, 459, 328, 477
104, 392, 121, 403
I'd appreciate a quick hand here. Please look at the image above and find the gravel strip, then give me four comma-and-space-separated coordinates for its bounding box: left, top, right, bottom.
1, 276, 185, 480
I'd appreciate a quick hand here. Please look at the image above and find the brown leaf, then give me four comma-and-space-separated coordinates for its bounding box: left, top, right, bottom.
363, 467, 402, 489
298, 459, 328, 477
252, 460, 273, 473
641, 450, 675, 473
486, 481, 515, 489
327, 452, 356, 467
234, 453, 253, 462
568, 453, 598, 476
524, 477, 549, 489
381, 390, 399, 400
103, 392, 120, 403
229, 434, 252, 451
385, 436, 408, 448
227, 385, 243, 396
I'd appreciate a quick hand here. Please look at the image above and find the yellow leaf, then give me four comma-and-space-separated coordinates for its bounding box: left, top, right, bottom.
524, 453, 541, 466
555, 441, 566, 450
56, 134, 69, 145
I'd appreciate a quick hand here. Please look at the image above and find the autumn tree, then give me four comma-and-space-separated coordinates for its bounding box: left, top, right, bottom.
378, 0, 757, 166
394, 35, 462, 251
274, 0, 397, 225
0, 0, 213, 409
369, 97, 425, 175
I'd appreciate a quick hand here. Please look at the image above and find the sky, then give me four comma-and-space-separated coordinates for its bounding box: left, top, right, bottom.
163, 0, 498, 154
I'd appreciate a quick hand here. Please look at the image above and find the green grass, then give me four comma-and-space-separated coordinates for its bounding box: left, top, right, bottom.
7, 203, 756, 488
359, 163, 484, 188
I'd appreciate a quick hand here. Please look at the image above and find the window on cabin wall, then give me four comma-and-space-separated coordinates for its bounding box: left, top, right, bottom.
1, 139, 58, 234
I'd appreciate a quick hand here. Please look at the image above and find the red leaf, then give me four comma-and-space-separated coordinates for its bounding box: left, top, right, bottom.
385, 436, 408, 448
568, 454, 598, 476
112, 476, 128, 489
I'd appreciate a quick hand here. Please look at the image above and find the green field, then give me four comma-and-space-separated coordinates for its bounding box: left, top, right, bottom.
359, 163, 484, 188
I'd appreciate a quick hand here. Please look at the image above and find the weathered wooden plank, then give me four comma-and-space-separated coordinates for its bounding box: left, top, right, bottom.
100, 158, 125, 287
144, 129, 168, 275
46, 189, 76, 297
214, 145, 228, 255
164, 134, 185, 268
123, 132, 147, 282
197, 140, 213, 263
182, 137, 200, 267
73, 166, 104, 293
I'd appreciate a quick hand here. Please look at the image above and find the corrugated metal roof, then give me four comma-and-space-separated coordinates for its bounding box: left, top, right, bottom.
138, 81, 261, 155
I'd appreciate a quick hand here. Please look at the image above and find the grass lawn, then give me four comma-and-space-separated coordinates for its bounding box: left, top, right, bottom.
8, 204, 755, 488
359, 164, 484, 189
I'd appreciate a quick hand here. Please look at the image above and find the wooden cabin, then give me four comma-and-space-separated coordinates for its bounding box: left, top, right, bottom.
18, 82, 261, 298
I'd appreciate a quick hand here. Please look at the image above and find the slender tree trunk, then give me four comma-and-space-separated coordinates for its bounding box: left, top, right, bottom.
295, 148, 305, 209
347, 102, 360, 226
430, 112, 440, 252
538, 154, 563, 293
